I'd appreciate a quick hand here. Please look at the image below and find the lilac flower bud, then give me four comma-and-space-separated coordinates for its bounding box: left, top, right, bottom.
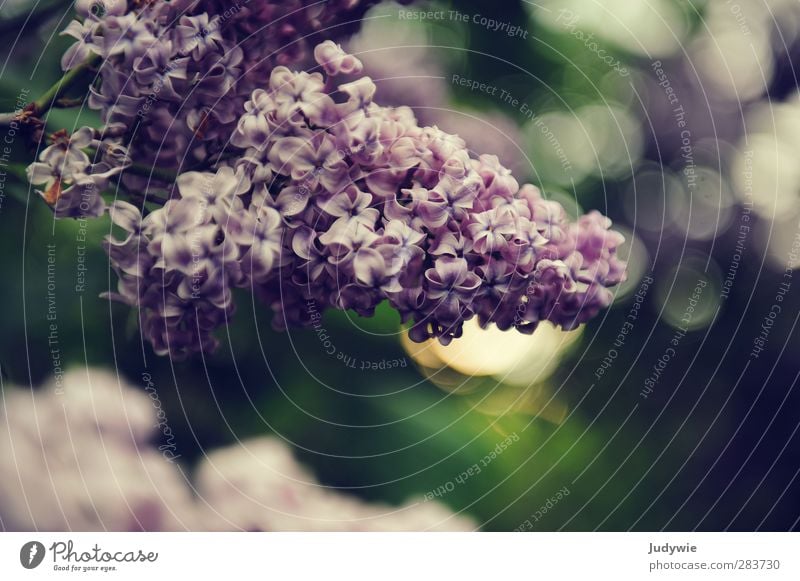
314, 40, 364, 76
75, 0, 127, 19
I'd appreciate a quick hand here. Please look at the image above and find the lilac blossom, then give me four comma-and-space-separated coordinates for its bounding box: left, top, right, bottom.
0, 369, 197, 531
100, 43, 625, 357
0, 369, 474, 531
29, 1, 622, 356
27, 127, 128, 218
197, 437, 476, 531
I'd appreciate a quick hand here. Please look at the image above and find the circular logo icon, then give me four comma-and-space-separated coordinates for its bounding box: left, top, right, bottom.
20, 541, 45, 569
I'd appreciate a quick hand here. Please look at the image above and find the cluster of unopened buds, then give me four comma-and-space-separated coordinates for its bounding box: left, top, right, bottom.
24, 0, 626, 358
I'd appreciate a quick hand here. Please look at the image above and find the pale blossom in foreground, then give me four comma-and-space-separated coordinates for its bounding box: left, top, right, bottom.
0, 369, 474, 531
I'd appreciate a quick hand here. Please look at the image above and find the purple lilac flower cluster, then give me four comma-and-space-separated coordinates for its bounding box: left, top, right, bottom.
30, 0, 394, 218
103, 43, 626, 358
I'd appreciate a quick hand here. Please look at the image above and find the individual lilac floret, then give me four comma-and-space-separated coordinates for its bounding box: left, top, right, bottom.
103, 43, 626, 357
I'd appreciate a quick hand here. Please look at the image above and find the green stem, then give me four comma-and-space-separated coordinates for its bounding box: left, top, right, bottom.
33, 54, 101, 117
0, 54, 100, 127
